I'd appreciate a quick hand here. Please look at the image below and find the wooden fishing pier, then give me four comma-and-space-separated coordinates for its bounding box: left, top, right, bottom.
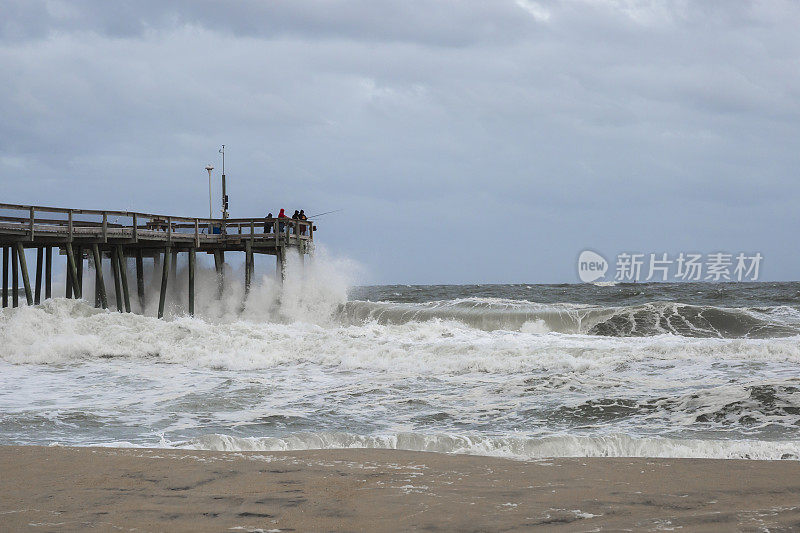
0, 203, 314, 318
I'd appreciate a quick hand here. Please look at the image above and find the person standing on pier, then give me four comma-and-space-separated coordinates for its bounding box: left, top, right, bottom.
299, 210, 307, 235
264, 213, 273, 233
291, 210, 300, 234
278, 209, 288, 233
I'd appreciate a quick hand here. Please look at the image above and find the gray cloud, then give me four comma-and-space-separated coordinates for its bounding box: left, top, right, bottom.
1, 0, 799, 283
1, 0, 541, 45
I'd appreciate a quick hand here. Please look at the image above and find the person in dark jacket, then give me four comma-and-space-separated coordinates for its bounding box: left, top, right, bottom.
299, 210, 307, 235
264, 212, 273, 233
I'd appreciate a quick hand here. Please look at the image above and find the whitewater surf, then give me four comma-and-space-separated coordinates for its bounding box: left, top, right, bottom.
1, 260, 799, 461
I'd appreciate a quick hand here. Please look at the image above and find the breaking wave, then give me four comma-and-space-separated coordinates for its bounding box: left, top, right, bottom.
2, 299, 800, 370
5, 277, 800, 460
341, 299, 800, 338
161, 432, 800, 461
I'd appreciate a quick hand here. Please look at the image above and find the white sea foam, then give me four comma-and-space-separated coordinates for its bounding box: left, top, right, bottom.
2, 299, 800, 372
4, 257, 800, 460
153, 432, 800, 461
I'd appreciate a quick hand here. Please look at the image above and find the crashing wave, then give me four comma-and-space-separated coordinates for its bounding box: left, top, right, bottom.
341, 299, 800, 338
162, 431, 800, 461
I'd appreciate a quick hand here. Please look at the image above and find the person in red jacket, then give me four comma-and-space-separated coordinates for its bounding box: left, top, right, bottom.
278, 208, 288, 233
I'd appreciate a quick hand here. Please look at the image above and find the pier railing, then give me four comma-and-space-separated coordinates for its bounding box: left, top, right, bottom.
0, 202, 315, 317
0, 203, 313, 246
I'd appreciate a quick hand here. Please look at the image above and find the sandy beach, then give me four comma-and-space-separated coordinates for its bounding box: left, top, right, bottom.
1, 446, 799, 531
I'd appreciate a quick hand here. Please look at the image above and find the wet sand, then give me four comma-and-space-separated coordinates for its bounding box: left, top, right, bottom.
2, 446, 800, 532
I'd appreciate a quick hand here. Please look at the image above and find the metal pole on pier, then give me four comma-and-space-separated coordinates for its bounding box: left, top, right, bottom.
205, 164, 214, 231
220, 145, 229, 221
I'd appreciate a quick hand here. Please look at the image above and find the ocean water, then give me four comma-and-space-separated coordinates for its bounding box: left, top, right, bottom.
2, 254, 800, 460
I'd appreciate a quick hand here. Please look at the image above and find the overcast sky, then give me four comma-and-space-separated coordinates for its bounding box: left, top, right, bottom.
2, 0, 799, 284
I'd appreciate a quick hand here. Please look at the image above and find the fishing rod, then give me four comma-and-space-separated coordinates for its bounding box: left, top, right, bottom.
308, 209, 344, 218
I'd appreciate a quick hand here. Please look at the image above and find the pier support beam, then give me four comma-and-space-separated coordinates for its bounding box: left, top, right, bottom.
276, 247, 286, 283
151, 253, 162, 298
16, 243, 33, 306
91, 245, 108, 309
75, 246, 83, 295
65, 243, 81, 300
170, 248, 178, 297
2, 246, 8, 308
214, 250, 224, 299
158, 247, 171, 319
65, 254, 72, 299
12, 245, 19, 307
188, 248, 196, 316
34, 247, 43, 305
245, 240, 253, 296
45, 246, 51, 300
135, 250, 145, 311
111, 246, 123, 312
117, 246, 131, 313
94, 251, 101, 308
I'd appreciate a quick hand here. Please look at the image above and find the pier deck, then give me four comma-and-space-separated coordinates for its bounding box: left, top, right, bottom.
0, 203, 314, 317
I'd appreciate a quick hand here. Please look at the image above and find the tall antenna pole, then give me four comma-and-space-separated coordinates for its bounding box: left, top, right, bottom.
220, 145, 228, 220
205, 164, 214, 220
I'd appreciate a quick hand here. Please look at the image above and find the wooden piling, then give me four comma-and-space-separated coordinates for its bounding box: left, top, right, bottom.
151, 253, 162, 295
75, 245, 83, 294
135, 249, 145, 310
158, 247, 171, 319
12, 245, 19, 307
214, 249, 224, 299
16, 243, 33, 305
65, 253, 72, 299
170, 248, 178, 295
188, 247, 196, 316
245, 240, 253, 295
34, 247, 43, 304
276, 246, 286, 282
65, 242, 81, 299
2, 246, 8, 308
91, 244, 108, 309
111, 246, 123, 312
45, 246, 52, 300
94, 250, 101, 308
117, 246, 131, 313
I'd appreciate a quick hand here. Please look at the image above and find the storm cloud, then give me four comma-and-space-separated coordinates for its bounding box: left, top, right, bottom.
2, 0, 799, 283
